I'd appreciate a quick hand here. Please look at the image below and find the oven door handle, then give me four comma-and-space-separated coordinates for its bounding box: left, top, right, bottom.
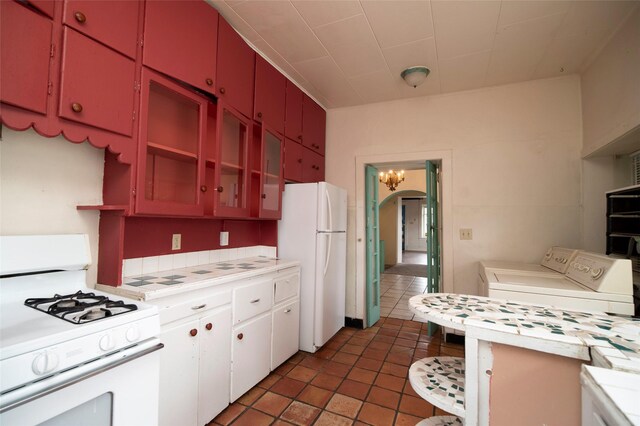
0, 338, 164, 413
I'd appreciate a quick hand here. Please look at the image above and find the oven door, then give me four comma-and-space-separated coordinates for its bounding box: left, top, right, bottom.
0, 338, 162, 426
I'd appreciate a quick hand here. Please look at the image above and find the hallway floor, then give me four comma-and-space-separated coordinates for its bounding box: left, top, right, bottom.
210, 318, 462, 426
380, 273, 429, 320
399, 251, 428, 265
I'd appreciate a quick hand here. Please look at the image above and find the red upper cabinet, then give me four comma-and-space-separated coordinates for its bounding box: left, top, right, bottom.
58, 28, 136, 136
143, 1, 218, 96
217, 18, 255, 119
63, 0, 140, 59
254, 56, 285, 134
284, 81, 303, 143
257, 126, 283, 219
284, 138, 303, 183
0, 1, 52, 115
302, 95, 326, 155
136, 68, 207, 216
301, 147, 324, 183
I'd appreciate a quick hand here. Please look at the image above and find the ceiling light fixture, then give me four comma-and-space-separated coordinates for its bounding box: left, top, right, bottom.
379, 170, 405, 192
401, 66, 430, 88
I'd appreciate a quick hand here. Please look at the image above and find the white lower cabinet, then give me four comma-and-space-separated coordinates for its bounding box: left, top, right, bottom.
230, 312, 271, 401
272, 299, 300, 370
158, 305, 231, 426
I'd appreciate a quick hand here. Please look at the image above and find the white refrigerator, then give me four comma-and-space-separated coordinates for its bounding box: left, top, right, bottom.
278, 182, 347, 353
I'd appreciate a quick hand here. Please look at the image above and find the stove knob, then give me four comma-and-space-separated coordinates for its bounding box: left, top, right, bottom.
99, 334, 115, 352
126, 327, 140, 343
32, 351, 58, 375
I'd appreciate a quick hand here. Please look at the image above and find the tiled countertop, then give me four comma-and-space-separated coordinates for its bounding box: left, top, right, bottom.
409, 293, 640, 371
97, 257, 299, 301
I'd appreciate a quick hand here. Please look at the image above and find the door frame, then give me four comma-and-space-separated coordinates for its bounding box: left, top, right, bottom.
355, 150, 453, 326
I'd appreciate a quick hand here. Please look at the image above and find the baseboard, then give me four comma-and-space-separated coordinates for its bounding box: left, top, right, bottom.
345, 317, 364, 329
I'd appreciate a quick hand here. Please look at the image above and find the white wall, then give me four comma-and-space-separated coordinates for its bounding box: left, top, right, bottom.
0, 127, 104, 285
325, 75, 583, 320
403, 199, 426, 252
581, 7, 640, 157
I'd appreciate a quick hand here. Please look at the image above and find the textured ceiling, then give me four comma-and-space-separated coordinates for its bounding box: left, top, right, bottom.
208, 0, 638, 109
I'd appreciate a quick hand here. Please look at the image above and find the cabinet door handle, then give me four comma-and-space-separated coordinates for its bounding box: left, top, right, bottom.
206, 78, 213, 86
219, 87, 226, 94
71, 102, 83, 113
297, 158, 302, 163
74, 11, 86, 23
200, 185, 208, 193
261, 194, 266, 199
237, 333, 244, 340
205, 323, 213, 331
284, 309, 292, 313
297, 135, 302, 141
190, 329, 198, 337
250, 298, 260, 304
191, 304, 207, 310
216, 186, 224, 193
257, 112, 263, 119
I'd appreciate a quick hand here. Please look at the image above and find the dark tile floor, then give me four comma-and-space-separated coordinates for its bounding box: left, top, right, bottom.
209, 317, 464, 426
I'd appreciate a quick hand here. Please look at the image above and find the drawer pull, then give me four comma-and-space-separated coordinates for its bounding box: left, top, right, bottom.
205, 323, 213, 331
250, 298, 260, 304
191, 304, 207, 310
284, 309, 292, 313
206, 78, 213, 86
74, 11, 87, 24
237, 333, 244, 340
190, 329, 198, 337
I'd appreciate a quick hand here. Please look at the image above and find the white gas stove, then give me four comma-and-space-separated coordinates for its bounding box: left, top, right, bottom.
0, 235, 162, 425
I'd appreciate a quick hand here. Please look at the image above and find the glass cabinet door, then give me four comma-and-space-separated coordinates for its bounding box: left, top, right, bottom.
259, 128, 283, 218
215, 103, 250, 217
136, 68, 206, 216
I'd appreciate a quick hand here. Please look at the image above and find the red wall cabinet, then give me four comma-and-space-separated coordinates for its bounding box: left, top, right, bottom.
251, 125, 283, 219
217, 18, 255, 120
135, 68, 208, 216
283, 138, 303, 183
143, 0, 218, 96
0, 1, 53, 115
63, 0, 139, 59
58, 27, 136, 137
302, 94, 326, 155
214, 102, 252, 218
254, 56, 285, 134
301, 146, 324, 183
284, 80, 303, 142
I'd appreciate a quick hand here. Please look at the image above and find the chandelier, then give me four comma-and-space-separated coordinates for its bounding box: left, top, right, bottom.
379, 170, 405, 191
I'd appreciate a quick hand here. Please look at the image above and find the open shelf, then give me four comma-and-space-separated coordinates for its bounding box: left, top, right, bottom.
147, 141, 197, 163
409, 357, 465, 419
77, 204, 129, 213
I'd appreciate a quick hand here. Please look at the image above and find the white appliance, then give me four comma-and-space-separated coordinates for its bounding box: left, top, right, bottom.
484, 251, 634, 315
278, 182, 347, 353
478, 246, 579, 296
0, 235, 162, 425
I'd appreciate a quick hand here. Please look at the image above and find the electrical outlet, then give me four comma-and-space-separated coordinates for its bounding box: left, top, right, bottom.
220, 231, 229, 246
460, 228, 473, 240
171, 234, 181, 250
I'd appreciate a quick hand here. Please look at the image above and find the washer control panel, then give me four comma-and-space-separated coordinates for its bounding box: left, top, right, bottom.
540, 247, 579, 273
565, 252, 632, 295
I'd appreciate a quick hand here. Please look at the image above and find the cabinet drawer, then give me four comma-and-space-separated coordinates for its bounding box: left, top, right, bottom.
274, 273, 299, 304
233, 279, 273, 324
157, 290, 232, 326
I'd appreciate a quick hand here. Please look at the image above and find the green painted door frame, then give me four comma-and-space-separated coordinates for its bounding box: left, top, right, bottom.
365, 165, 380, 327
425, 161, 440, 335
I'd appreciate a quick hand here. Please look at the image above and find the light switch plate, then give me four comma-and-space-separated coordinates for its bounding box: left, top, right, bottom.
220, 231, 229, 246
460, 229, 473, 240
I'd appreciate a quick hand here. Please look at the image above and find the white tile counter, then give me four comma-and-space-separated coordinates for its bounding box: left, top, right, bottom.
97, 256, 300, 301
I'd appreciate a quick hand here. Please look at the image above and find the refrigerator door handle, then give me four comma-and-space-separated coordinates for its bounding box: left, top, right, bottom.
325, 188, 333, 231
323, 233, 332, 277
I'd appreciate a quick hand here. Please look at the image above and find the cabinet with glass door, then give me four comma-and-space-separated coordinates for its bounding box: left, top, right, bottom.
251, 124, 283, 219
135, 68, 207, 216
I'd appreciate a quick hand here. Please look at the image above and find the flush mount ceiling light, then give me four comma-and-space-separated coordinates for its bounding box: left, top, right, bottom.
379, 170, 405, 192
401, 66, 430, 88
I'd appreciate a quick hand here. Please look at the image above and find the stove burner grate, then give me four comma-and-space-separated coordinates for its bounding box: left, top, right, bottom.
25, 291, 137, 324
